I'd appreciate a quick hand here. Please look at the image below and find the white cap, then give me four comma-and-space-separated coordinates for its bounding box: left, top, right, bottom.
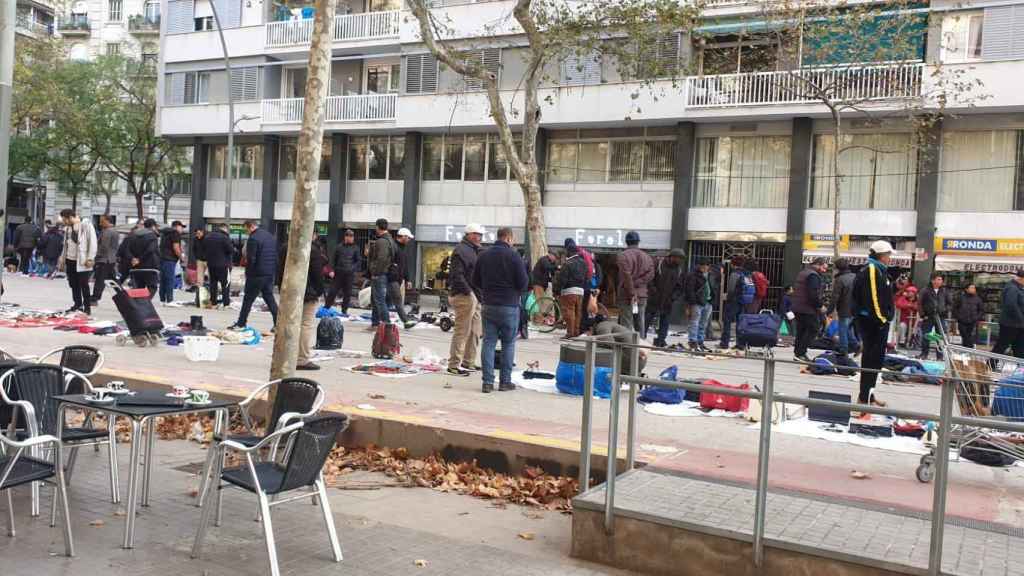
464, 223, 486, 235
870, 240, 894, 255
397, 227, 414, 239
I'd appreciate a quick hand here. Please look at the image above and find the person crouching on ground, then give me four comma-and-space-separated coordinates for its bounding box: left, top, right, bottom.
471, 227, 529, 393
297, 231, 327, 371
554, 239, 590, 339
852, 240, 895, 411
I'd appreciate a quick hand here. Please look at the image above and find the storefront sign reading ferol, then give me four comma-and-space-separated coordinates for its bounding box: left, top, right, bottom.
935, 238, 1024, 257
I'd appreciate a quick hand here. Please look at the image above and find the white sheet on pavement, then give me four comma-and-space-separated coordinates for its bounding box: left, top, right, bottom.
751, 417, 931, 455
642, 401, 747, 419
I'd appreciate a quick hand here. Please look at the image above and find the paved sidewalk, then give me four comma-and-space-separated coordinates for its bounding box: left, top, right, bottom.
2, 438, 629, 576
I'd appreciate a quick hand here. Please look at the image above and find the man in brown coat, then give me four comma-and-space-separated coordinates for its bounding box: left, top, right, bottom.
616, 231, 655, 338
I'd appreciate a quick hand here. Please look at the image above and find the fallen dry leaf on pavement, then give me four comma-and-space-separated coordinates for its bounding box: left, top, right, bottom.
368, 393, 386, 400
850, 471, 871, 480
89, 519, 105, 527
517, 532, 535, 541
413, 559, 428, 567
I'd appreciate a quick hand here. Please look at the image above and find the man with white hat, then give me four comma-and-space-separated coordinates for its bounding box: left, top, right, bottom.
447, 223, 485, 377
852, 240, 896, 412
390, 227, 417, 329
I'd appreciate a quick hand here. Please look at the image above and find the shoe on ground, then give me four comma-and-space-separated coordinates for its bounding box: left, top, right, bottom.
461, 363, 481, 372
404, 321, 418, 329
794, 354, 811, 363
653, 340, 667, 348
498, 382, 516, 392
89, 299, 99, 306
699, 344, 713, 353
447, 367, 471, 377
481, 383, 494, 393
296, 363, 321, 371
65, 306, 80, 314
228, 323, 246, 331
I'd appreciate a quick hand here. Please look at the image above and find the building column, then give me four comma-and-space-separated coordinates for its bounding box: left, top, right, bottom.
403, 132, 422, 284
327, 132, 348, 257
913, 118, 942, 288
783, 117, 813, 285
670, 121, 696, 251
260, 135, 280, 231
189, 139, 208, 229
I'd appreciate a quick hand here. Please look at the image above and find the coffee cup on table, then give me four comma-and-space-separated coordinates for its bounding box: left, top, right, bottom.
92, 388, 109, 401
173, 384, 189, 397
189, 389, 210, 404
109, 381, 126, 392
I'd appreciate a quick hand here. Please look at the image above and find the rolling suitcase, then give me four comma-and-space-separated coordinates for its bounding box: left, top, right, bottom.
108, 280, 164, 347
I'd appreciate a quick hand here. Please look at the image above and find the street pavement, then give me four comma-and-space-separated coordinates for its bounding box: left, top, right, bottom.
1, 273, 1022, 528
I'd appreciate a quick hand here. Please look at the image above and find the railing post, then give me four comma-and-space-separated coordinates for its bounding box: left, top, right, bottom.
604, 339, 622, 534
927, 376, 955, 575
625, 332, 640, 471
579, 338, 595, 493
753, 350, 775, 568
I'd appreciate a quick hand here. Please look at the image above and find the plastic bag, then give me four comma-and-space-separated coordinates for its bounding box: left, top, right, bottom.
239, 327, 261, 345
358, 286, 371, 309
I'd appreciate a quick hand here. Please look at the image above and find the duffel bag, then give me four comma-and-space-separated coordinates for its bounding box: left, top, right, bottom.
638, 366, 684, 405
737, 312, 781, 348
699, 380, 750, 412
993, 375, 1024, 421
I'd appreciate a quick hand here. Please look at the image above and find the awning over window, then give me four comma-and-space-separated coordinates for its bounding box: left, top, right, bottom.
934, 255, 1024, 274
802, 250, 913, 268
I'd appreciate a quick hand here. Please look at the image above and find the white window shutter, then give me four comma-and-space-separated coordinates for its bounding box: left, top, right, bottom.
167, 72, 186, 105
230, 67, 260, 101
561, 50, 600, 86
406, 53, 437, 93
981, 6, 1024, 60
166, 0, 194, 34
465, 48, 500, 90
214, 0, 241, 28
183, 72, 195, 104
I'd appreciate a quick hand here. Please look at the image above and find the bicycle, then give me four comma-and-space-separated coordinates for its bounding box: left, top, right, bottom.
527, 294, 609, 334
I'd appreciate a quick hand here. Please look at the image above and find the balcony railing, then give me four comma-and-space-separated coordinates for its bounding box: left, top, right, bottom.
685, 63, 924, 108
265, 10, 400, 47
57, 15, 91, 33
128, 14, 161, 33
16, 16, 53, 36
262, 93, 398, 124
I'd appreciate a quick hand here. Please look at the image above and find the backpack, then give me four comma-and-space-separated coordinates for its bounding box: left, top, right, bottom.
737, 272, 756, 306
372, 323, 401, 359
752, 271, 769, 299
316, 317, 344, 350
808, 351, 859, 376
638, 366, 684, 405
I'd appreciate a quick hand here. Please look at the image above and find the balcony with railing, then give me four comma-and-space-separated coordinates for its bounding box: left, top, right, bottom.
684, 63, 924, 108
16, 15, 54, 37
265, 10, 400, 48
57, 14, 91, 34
262, 93, 398, 124
128, 14, 161, 34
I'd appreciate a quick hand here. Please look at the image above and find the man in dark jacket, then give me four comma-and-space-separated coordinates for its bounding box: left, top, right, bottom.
530, 251, 557, 296
616, 231, 655, 337
683, 258, 713, 352
325, 228, 361, 313
954, 284, 985, 349
367, 218, 396, 329
296, 233, 327, 371
204, 224, 234, 308
719, 256, 747, 350
41, 221, 64, 278
192, 228, 208, 301
447, 223, 484, 377
554, 238, 590, 339
918, 272, 952, 360
90, 215, 120, 304
992, 270, 1024, 359
471, 227, 529, 393
231, 220, 279, 329
828, 258, 857, 357
650, 249, 685, 348
853, 241, 895, 408
157, 220, 184, 304
13, 217, 41, 274
389, 228, 417, 329
125, 219, 161, 294
791, 257, 827, 362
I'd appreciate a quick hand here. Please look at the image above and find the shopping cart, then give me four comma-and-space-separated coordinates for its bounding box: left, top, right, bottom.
915, 317, 1024, 482
107, 268, 164, 347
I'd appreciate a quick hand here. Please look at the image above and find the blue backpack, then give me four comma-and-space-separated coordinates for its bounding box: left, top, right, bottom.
638, 366, 685, 405
737, 272, 756, 306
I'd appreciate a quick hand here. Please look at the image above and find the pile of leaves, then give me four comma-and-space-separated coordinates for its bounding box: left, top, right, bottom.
324, 445, 578, 512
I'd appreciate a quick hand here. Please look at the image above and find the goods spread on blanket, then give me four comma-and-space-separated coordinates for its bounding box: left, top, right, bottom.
348, 359, 444, 377
0, 304, 92, 329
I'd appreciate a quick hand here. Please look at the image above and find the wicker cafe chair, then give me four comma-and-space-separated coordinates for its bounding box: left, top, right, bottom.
36, 346, 105, 395
0, 365, 120, 518
196, 378, 325, 506
192, 415, 349, 576
1, 429, 73, 556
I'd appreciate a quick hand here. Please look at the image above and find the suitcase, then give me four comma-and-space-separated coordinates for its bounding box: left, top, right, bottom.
108, 280, 164, 338
372, 323, 400, 359
699, 380, 750, 412
737, 312, 781, 348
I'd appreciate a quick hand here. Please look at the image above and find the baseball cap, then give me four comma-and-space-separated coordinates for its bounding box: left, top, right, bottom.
870, 240, 894, 255
397, 227, 414, 239
464, 223, 486, 235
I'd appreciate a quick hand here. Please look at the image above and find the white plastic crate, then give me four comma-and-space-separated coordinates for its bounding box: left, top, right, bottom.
184, 336, 221, 362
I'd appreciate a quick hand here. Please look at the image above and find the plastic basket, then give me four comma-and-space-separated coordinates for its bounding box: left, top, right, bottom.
184, 336, 221, 362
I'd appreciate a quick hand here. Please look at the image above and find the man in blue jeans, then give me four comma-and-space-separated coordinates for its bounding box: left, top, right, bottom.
719, 256, 746, 349
158, 220, 185, 304
230, 221, 279, 330
830, 258, 858, 356
366, 218, 396, 328
683, 258, 713, 352
471, 227, 529, 393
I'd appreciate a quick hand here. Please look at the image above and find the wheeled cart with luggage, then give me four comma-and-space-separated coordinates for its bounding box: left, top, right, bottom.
107, 277, 164, 347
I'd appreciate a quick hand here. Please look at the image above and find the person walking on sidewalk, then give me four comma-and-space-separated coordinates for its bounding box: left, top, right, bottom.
992, 270, 1024, 359
954, 284, 984, 349
650, 248, 685, 348
829, 258, 856, 357
554, 238, 590, 339
297, 233, 327, 371
853, 241, 895, 409
58, 209, 97, 315
325, 228, 361, 313
616, 231, 655, 338
390, 228, 418, 329
367, 219, 396, 330
472, 227, 528, 393
684, 258, 713, 352
447, 224, 485, 377
791, 257, 827, 362
204, 224, 234, 309
90, 215, 120, 305
230, 221, 279, 330
158, 220, 185, 304
13, 217, 40, 275
918, 272, 951, 360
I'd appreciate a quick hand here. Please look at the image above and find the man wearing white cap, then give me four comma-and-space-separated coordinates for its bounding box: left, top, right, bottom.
390, 228, 418, 329
447, 223, 485, 377
852, 240, 896, 412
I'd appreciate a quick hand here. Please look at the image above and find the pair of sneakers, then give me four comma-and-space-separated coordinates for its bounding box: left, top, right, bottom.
446, 362, 480, 377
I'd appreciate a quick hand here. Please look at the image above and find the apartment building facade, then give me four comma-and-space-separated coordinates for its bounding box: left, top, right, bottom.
157, 0, 1024, 323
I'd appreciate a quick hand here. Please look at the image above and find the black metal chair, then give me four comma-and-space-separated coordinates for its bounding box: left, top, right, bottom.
0, 365, 119, 516
196, 378, 325, 506
36, 346, 105, 395
192, 415, 349, 576
1, 428, 73, 556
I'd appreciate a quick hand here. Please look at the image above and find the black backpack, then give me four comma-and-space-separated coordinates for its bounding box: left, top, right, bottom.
316, 317, 344, 350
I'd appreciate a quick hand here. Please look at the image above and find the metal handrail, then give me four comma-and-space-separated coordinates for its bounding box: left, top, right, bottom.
577, 334, 1024, 576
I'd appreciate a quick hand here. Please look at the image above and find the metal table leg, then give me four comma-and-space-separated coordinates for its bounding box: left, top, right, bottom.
142, 418, 156, 506
122, 417, 144, 549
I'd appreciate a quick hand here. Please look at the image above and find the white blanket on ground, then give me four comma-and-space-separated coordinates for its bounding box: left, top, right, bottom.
750, 417, 931, 455
642, 401, 747, 419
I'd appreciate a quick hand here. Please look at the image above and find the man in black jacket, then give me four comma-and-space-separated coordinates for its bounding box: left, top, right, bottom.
367, 218, 396, 329
954, 284, 984, 349
553, 238, 590, 339
918, 272, 952, 360
41, 221, 64, 278
231, 221, 279, 330
791, 257, 827, 362
530, 251, 557, 301
447, 223, 484, 377
125, 219, 161, 294
297, 233, 327, 371
389, 228, 417, 329
204, 224, 234, 308
650, 249, 685, 348
829, 258, 857, 357
993, 270, 1024, 359
13, 217, 41, 274
472, 227, 529, 393
683, 259, 713, 352
325, 228, 361, 313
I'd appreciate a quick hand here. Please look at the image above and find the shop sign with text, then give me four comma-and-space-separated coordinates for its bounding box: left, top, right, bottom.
802, 234, 850, 251
935, 238, 1024, 256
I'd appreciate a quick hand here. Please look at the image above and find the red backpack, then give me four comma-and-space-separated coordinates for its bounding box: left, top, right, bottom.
372, 324, 401, 359
752, 271, 769, 300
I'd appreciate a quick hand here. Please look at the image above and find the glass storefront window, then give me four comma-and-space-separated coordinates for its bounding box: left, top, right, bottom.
577, 142, 608, 183
422, 136, 442, 181
464, 135, 486, 181
389, 137, 405, 181
349, 138, 367, 180
444, 137, 464, 181
694, 136, 790, 208
368, 137, 388, 180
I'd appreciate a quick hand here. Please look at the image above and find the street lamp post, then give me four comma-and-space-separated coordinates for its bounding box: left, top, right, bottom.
0, 0, 15, 236
208, 0, 234, 227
